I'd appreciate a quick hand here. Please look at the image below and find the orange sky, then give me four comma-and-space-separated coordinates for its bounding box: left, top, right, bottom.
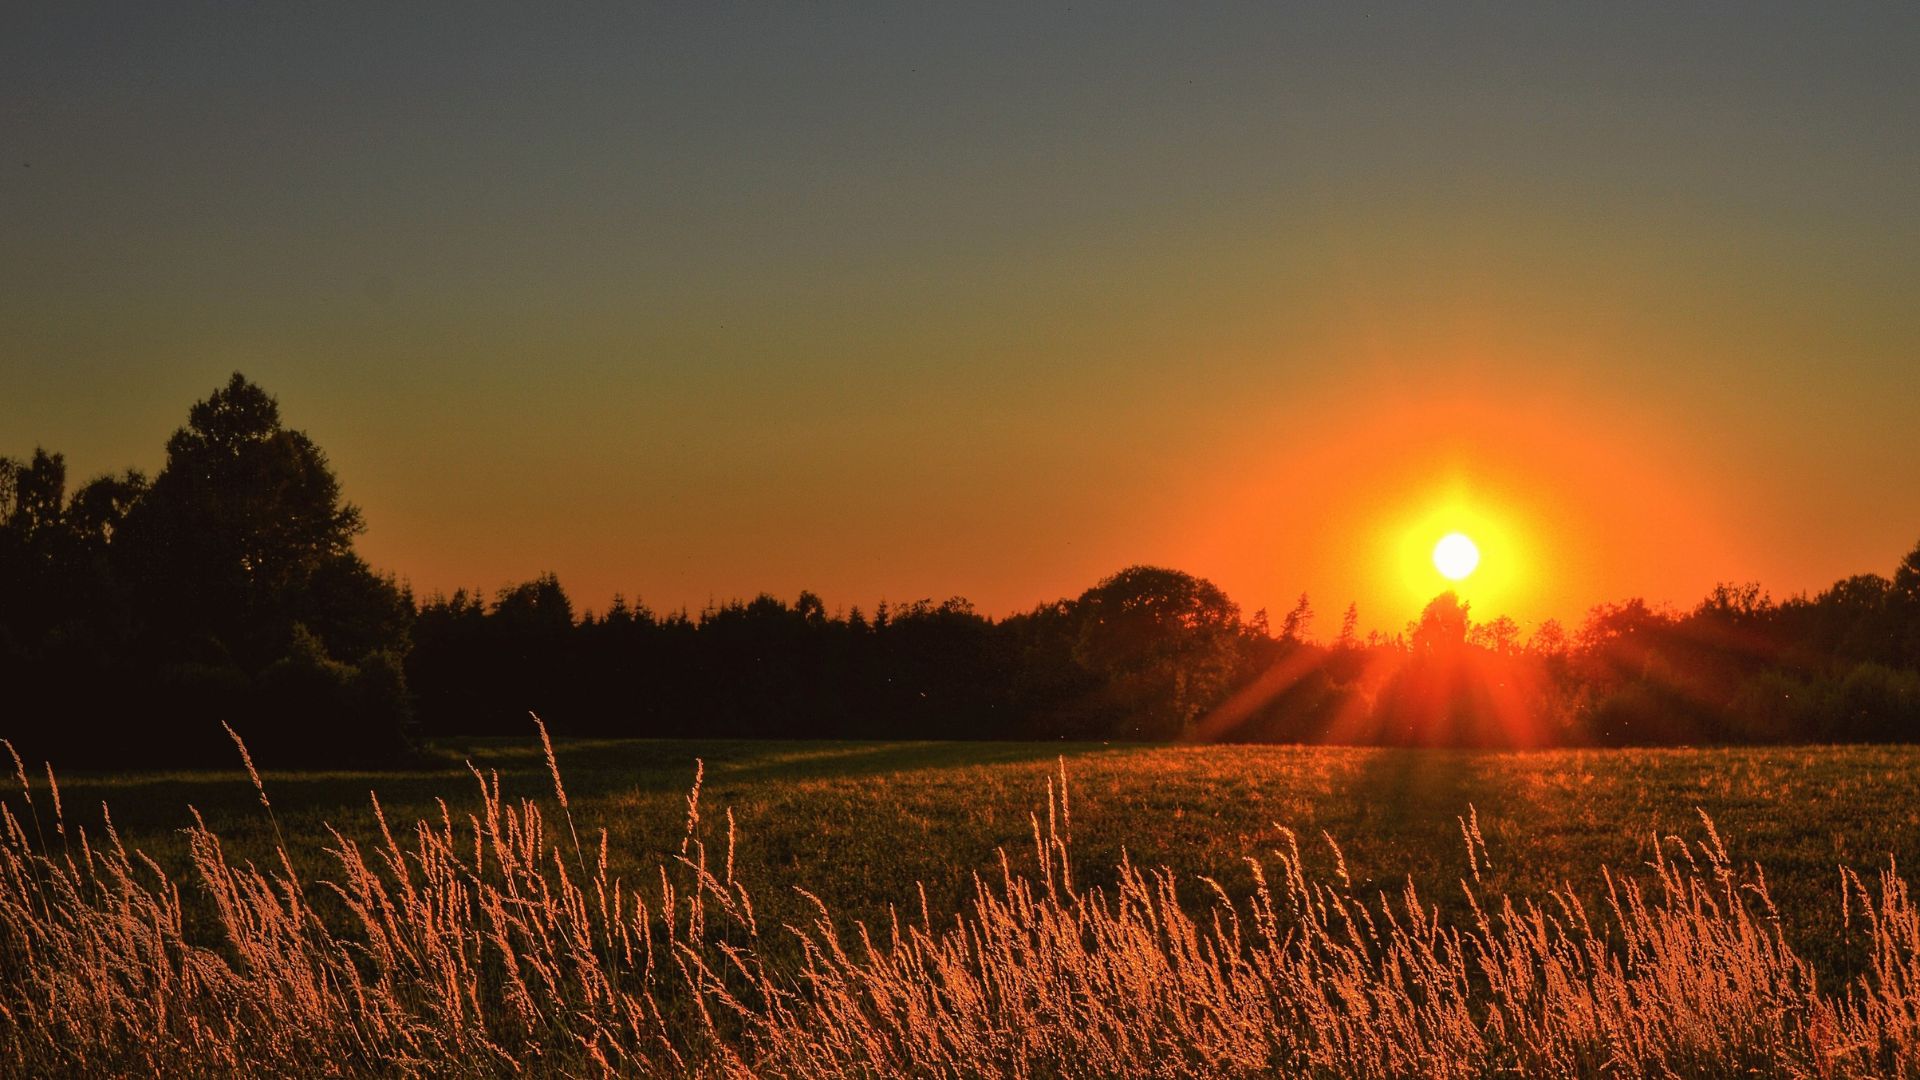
4, 7, 1917, 633
1173, 369, 1753, 634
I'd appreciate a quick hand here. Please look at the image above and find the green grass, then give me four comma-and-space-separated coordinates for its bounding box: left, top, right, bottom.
20, 737, 1920, 980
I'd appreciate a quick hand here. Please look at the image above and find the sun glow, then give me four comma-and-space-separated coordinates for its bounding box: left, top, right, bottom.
1432, 532, 1480, 580
1181, 374, 1746, 637
1383, 486, 1531, 620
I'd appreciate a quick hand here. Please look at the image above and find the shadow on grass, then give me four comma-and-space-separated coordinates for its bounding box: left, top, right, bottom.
23, 737, 1143, 838
705, 739, 1138, 787
1349, 747, 1482, 826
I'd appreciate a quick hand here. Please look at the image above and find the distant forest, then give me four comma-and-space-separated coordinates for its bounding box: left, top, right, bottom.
5, 374, 1920, 767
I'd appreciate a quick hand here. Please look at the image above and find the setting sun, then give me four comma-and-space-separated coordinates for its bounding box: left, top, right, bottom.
1371, 482, 1534, 626
1433, 532, 1480, 581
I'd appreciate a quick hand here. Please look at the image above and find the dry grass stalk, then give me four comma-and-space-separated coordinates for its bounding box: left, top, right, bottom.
0, 732, 1917, 1078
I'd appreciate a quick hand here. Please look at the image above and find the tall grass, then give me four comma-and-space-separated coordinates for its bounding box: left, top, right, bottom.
2, 727, 1918, 1078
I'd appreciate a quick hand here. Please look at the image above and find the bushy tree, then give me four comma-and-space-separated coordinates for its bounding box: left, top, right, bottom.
1409, 592, 1470, 655
1071, 566, 1242, 740
0, 374, 413, 766
122, 373, 386, 668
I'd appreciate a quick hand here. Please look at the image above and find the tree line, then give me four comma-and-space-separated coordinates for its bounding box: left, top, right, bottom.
5, 374, 1919, 766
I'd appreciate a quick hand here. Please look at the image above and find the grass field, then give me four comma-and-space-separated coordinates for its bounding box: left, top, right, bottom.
33, 736, 1920, 976
9, 735, 1920, 1076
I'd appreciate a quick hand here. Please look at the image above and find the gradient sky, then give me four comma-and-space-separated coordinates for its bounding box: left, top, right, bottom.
5, 4, 1917, 633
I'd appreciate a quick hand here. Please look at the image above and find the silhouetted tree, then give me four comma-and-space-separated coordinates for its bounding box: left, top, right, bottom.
1336, 603, 1360, 651
1896, 540, 1920, 668
1000, 600, 1108, 740
1279, 593, 1314, 643
0, 374, 417, 766
1528, 619, 1568, 657
0, 450, 71, 645
64, 470, 147, 551
1469, 614, 1521, 655
122, 373, 381, 668
1, 449, 66, 537
1072, 566, 1242, 740
1409, 592, 1469, 655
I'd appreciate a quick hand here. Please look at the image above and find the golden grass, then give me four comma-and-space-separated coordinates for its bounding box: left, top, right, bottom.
2, 733, 1918, 1078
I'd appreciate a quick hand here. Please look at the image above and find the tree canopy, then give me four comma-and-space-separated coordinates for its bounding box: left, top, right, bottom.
1, 373, 410, 766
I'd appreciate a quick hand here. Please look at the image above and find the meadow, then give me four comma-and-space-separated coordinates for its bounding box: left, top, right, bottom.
6, 734, 1920, 1076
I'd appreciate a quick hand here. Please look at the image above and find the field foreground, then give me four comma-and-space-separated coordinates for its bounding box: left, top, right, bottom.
4, 735, 1920, 1077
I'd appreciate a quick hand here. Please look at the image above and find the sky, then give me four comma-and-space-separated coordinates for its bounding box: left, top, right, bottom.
4, 4, 1917, 634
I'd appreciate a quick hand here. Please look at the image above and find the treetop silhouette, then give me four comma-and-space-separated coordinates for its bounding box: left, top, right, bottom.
5, 376, 1920, 766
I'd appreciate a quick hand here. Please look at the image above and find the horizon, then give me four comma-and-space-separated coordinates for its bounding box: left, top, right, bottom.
6, 5, 1918, 633
10, 370, 1915, 640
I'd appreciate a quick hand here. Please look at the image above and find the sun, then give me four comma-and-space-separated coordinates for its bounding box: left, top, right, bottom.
1381, 485, 1527, 618
1432, 532, 1480, 581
